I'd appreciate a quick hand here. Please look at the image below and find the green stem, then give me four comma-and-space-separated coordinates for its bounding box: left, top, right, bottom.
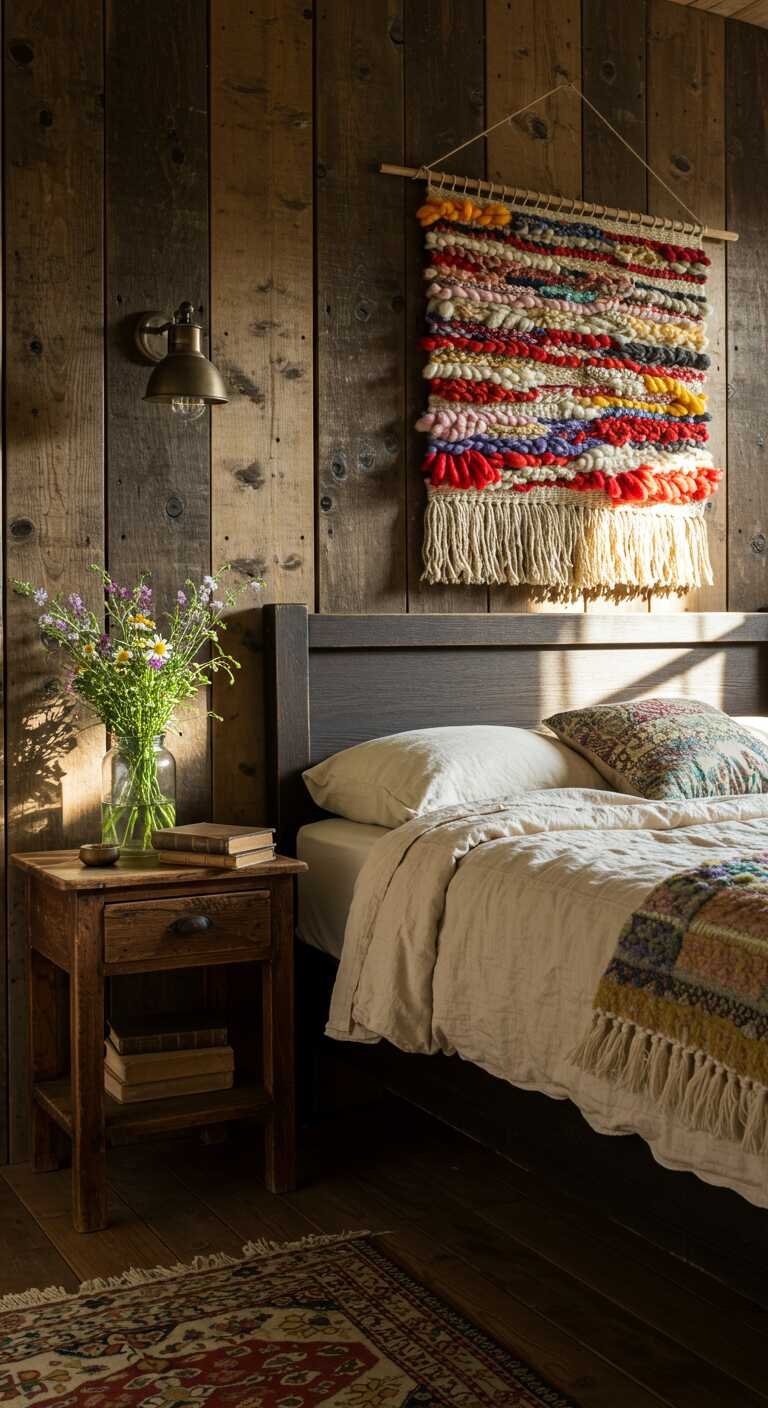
102, 734, 175, 853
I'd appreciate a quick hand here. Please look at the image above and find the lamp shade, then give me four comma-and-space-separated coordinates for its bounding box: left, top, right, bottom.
143, 319, 229, 405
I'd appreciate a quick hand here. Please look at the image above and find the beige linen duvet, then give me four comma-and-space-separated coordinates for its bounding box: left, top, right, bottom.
327, 788, 768, 1207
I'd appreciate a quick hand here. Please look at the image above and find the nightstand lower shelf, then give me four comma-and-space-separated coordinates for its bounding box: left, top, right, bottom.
35, 1078, 272, 1146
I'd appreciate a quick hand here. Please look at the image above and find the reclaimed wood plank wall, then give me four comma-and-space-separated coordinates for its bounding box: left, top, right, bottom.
1, 0, 767, 1161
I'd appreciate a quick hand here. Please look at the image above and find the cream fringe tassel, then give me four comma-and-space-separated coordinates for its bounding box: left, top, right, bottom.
422, 493, 713, 599
0, 1229, 374, 1315
573, 1011, 768, 1156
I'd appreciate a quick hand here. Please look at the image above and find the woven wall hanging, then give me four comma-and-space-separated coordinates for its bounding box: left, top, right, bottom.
415, 190, 720, 600
385, 79, 731, 601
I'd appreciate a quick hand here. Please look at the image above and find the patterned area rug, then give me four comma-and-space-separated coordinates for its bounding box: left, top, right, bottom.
0, 1232, 575, 1406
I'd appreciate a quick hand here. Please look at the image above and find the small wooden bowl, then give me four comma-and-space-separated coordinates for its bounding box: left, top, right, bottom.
78, 843, 120, 868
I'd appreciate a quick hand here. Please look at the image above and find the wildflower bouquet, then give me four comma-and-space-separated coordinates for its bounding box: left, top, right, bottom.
14, 565, 263, 854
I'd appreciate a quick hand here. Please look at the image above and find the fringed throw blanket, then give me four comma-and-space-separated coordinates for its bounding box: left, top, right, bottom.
416, 191, 722, 599
575, 856, 768, 1154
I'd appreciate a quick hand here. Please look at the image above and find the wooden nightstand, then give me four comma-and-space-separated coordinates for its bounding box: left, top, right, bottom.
12, 850, 307, 1233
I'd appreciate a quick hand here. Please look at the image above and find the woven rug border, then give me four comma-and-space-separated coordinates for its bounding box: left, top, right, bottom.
0, 1228, 374, 1314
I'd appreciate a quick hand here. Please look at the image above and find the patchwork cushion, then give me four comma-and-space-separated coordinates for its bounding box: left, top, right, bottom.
544, 698, 768, 801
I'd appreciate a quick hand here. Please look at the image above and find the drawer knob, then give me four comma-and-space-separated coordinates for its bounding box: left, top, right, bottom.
168, 914, 213, 936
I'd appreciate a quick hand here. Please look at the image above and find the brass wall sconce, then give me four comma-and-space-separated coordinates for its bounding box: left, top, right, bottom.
135, 301, 228, 422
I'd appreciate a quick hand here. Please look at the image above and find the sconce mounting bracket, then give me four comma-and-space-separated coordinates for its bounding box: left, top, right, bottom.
134, 311, 169, 364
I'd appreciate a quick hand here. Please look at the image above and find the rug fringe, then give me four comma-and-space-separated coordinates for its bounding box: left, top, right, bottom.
572, 1011, 768, 1155
422, 492, 712, 599
0, 1229, 373, 1316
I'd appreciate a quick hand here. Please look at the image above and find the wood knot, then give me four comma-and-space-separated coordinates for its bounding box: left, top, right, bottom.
9, 38, 33, 65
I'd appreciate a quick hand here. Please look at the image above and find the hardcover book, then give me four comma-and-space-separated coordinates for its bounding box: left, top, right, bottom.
104, 1039, 234, 1085
152, 821, 274, 855
108, 1014, 228, 1057
156, 845, 275, 871
104, 1069, 233, 1104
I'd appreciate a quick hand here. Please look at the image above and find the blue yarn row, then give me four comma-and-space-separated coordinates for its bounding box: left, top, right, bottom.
428, 433, 701, 458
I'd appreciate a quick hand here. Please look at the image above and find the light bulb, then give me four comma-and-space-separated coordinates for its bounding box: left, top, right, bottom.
171, 396, 206, 423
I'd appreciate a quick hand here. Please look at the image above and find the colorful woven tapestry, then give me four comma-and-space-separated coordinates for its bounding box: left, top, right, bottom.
416, 190, 722, 599
574, 855, 768, 1155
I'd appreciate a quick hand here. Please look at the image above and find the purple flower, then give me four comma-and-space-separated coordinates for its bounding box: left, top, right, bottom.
34, 587, 48, 606
53, 619, 68, 632
202, 574, 217, 590
137, 583, 153, 610
39, 613, 53, 628
147, 655, 166, 670
212, 599, 224, 611
119, 586, 131, 601
176, 590, 188, 608
98, 633, 111, 656
68, 593, 85, 616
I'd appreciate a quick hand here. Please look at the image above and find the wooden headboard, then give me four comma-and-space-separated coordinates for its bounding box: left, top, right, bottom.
263, 605, 768, 849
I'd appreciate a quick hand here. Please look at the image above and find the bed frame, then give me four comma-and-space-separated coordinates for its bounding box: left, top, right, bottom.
263, 604, 768, 1299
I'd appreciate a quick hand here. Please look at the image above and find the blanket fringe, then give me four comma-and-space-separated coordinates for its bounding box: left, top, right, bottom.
422, 492, 713, 600
573, 1012, 768, 1156
0, 1229, 374, 1316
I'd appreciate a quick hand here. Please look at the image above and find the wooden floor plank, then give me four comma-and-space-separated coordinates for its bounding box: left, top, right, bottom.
401, 1128, 768, 1401
327, 1135, 761, 1408
286, 1165, 668, 1408
166, 1138, 319, 1246
399, 1105, 766, 1323
106, 1143, 245, 1262
2, 1108, 764, 1408
3, 1163, 175, 1285
0, 1175, 77, 1297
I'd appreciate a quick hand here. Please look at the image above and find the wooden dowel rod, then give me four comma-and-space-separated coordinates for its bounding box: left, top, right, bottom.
379, 163, 739, 244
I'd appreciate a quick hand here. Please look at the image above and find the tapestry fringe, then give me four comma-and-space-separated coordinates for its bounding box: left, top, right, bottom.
422, 494, 713, 599
573, 1011, 768, 1156
0, 1229, 374, 1316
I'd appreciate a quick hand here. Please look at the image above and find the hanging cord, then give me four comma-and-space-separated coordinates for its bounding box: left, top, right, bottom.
422, 81, 572, 172
421, 78, 704, 234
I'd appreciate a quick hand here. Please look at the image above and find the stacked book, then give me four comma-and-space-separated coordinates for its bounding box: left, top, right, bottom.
105, 1014, 234, 1104
152, 822, 276, 870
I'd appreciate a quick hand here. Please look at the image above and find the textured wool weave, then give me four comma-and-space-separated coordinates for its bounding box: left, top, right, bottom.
416, 190, 722, 599
574, 856, 768, 1156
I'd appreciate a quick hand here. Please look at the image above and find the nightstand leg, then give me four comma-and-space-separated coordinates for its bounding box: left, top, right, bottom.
70, 897, 107, 1232
263, 878, 296, 1192
29, 949, 65, 1172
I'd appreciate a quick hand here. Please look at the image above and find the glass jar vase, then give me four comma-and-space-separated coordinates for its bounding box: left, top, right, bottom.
101, 734, 176, 857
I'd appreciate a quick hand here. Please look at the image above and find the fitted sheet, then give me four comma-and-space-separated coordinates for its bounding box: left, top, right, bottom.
297, 819, 389, 958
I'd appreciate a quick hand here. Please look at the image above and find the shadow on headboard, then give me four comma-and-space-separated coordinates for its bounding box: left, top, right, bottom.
263, 605, 768, 849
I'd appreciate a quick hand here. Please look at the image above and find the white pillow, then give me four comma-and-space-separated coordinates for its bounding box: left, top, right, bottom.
302, 724, 607, 828
735, 716, 768, 743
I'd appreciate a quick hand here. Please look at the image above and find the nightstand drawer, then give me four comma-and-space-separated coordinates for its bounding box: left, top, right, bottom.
103, 888, 271, 969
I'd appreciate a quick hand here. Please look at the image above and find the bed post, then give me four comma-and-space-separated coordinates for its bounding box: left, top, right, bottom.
263, 603, 311, 853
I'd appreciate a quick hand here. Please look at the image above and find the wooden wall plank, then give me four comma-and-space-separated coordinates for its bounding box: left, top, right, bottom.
582, 0, 647, 214
725, 18, 768, 611
4, 0, 104, 1161
485, 0, 582, 614
647, 0, 727, 612
582, 0, 650, 615
105, 0, 210, 821
316, 0, 406, 612
404, 0, 487, 614
210, 0, 314, 826
0, 10, 6, 1166
105, 0, 210, 1029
